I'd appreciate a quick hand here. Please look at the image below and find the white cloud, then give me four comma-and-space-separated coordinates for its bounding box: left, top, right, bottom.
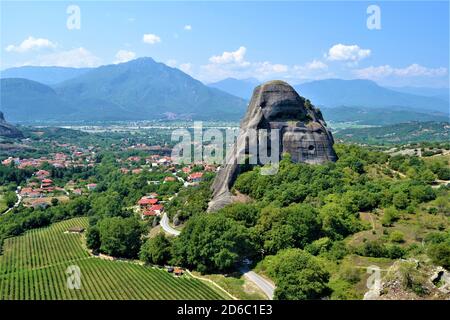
254, 61, 288, 75
5, 36, 56, 53
209, 46, 249, 66
287, 60, 332, 81
179, 63, 193, 74
166, 59, 178, 68
354, 64, 448, 79
164, 59, 194, 75
200, 47, 332, 82
142, 34, 161, 44
326, 44, 371, 62
184, 25, 192, 31
304, 59, 328, 70
22, 47, 101, 68
114, 50, 136, 64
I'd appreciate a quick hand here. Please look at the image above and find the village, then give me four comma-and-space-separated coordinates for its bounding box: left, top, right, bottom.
1, 145, 218, 218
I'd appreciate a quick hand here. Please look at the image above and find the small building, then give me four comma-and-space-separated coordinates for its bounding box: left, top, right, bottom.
138, 197, 159, 208
149, 204, 164, 215
35, 170, 50, 179
87, 183, 98, 191
188, 172, 204, 183
142, 209, 157, 219
164, 176, 176, 183
174, 267, 183, 276
41, 178, 53, 189
68, 227, 85, 233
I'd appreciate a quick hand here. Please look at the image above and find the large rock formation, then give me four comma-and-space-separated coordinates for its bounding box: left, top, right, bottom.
208, 80, 337, 212
0, 111, 23, 138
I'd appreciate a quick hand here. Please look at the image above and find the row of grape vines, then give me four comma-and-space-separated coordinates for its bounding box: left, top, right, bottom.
0, 218, 229, 300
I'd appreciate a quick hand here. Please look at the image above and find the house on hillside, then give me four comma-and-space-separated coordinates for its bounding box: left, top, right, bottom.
138, 197, 158, 208
87, 183, 97, 191
188, 172, 204, 183
41, 178, 53, 189
164, 176, 176, 183
35, 170, 50, 179
149, 204, 164, 215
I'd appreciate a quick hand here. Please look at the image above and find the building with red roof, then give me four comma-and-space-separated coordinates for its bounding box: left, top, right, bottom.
188, 172, 204, 182
138, 197, 159, 207
149, 204, 164, 215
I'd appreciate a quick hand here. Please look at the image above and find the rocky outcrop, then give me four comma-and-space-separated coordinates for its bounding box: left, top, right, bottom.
0, 111, 23, 138
208, 80, 337, 212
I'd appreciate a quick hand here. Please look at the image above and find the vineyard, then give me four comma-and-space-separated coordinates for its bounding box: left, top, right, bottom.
0, 217, 229, 300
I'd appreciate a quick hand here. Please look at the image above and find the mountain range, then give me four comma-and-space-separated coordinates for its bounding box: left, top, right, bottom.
1, 66, 90, 85
209, 78, 449, 114
1, 58, 448, 123
0, 58, 247, 122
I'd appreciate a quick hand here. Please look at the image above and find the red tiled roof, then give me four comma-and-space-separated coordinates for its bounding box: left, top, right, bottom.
143, 210, 157, 216
189, 172, 204, 179
138, 198, 158, 205
150, 204, 163, 211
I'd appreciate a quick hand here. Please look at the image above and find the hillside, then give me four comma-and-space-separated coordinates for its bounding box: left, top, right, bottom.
0, 78, 75, 122
0, 111, 23, 138
334, 121, 450, 144
0, 58, 247, 122
55, 57, 247, 120
0, 66, 91, 85
322, 106, 449, 126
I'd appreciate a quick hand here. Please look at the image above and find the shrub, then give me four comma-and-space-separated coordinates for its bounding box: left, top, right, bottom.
382, 207, 399, 227
389, 230, 405, 243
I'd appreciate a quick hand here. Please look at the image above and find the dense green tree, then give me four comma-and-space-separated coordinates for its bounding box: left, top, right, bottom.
264, 249, 330, 300
172, 213, 253, 273
86, 226, 101, 253
97, 217, 144, 258
140, 233, 172, 265
219, 203, 260, 227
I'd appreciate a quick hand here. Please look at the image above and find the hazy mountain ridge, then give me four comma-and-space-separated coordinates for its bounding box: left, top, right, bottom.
0, 58, 247, 122
1, 60, 448, 123
209, 78, 449, 114
295, 79, 449, 113
0, 66, 91, 85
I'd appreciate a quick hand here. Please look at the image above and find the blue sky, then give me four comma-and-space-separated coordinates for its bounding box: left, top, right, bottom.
1, 1, 449, 87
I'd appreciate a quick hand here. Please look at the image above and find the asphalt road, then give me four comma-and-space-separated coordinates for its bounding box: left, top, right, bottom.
3, 188, 22, 215
160, 212, 275, 299
240, 267, 275, 300
160, 212, 181, 236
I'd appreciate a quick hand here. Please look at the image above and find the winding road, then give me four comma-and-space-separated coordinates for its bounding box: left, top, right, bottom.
160, 212, 181, 236
3, 187, 22, 215
240, 266, 275, 300
160, 212, 275, 299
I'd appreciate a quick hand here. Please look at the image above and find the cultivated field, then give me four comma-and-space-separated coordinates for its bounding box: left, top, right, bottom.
0, 217, 229, 300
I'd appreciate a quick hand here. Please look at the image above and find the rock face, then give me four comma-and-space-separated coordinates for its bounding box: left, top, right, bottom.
208, 80, 337, 212
0, 111, 23, 138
